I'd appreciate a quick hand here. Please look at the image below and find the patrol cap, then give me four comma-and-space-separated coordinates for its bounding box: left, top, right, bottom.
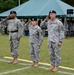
31, 18, 37, 21
10, 11, 17, 15
49, 10, 56, 14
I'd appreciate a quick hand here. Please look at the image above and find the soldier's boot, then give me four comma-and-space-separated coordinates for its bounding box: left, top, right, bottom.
48, 65, 55, 71
52, 66, 59, 72
13, 57, 18, 64
9, 58, 15, 64
34, 62, 39, 68
31, 61, 35, 67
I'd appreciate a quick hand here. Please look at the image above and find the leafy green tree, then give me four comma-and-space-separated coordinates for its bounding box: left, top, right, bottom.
3, 0, 16, 11
62, 0, 74, 7
0, 0, 4, 13
0, 0, 16, 13
20, 0, 28, 4
0, 0, 28, 13
14, 0, 28, 6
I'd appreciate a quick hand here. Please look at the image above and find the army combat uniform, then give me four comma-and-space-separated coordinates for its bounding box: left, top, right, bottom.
40, 19, 64, 66
25, 23, 43, 63
24, 21, 30, 36
0, 20, 2, 35
2, 18, 23, 58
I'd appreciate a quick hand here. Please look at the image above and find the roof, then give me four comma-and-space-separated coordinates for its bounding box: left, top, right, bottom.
0, 0, 74, 18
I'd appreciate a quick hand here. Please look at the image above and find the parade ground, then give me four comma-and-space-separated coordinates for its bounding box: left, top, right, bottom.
0, 35, 74, 75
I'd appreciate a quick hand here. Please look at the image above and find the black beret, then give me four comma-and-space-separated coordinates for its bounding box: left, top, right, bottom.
49, 10, 56, 14
31, 18, 37, 21
10, 11, 17, 15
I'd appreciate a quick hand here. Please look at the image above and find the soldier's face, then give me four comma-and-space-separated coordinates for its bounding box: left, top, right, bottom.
10, 14, 16, 19
32, 21, 37, 26
49, 13, 56, 20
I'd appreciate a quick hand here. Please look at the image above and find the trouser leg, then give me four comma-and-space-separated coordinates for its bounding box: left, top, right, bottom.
48, 41, 61, 66
30, 43, 35, 62
53, 43, 61, 66
30, 43, 40, 62
12, 39, 19, 58
33, 44, 40, 62
9, 37, 13, 56
10, 38, 19, 58
48, 42, 55, 66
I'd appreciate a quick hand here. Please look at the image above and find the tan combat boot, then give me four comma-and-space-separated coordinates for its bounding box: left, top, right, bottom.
34, 62, 39, 68
48, 65, 55, 71
31, 61, 35, 67
12, 57, 18, 64
52, 66, 59, 72
9, 58, 15, 64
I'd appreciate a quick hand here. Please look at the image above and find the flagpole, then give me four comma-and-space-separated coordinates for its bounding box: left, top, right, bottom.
18, 0, 20, 6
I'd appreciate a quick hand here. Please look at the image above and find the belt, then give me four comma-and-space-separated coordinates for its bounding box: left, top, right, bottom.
8, 30, 18, 33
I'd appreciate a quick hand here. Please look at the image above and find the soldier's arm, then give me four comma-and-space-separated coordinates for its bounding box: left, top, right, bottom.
40, 16, 49, 28
40, 20, 48, 28
17, 20, 24, 39
38, 28, 43, 46
1, 15, 11, 25
1, 18, 8, 25
25, 22, 28, 27
24, 22, 30, 29
58, 22, 65, 43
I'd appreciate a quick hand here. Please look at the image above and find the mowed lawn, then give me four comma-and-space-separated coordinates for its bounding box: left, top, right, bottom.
0, 35, 74, 75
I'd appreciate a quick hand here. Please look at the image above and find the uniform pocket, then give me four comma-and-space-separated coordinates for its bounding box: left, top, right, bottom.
12, 33, 18, 40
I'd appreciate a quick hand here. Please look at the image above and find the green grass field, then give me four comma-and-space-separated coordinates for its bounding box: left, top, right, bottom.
0, 35, 74, 75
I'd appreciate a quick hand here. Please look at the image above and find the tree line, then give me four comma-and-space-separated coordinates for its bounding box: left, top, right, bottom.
0, 0, 74, 13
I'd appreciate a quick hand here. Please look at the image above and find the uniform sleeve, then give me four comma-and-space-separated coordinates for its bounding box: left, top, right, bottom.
0, 22, 2, 27
38, 28, 43, 46
17, 20, 24, 38
1, 18, 8, 25
25, 22, 31, 29
58, 22, 65, 42
40, 20, 48, 28
25, 22, 28, 27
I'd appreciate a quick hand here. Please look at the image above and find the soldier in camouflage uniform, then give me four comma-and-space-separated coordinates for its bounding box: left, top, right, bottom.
25, 18, 43, 67
40, 10, 64, 72
2, 11, 23, 64
0, 19, 2, 35
24, 19, 31, 36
